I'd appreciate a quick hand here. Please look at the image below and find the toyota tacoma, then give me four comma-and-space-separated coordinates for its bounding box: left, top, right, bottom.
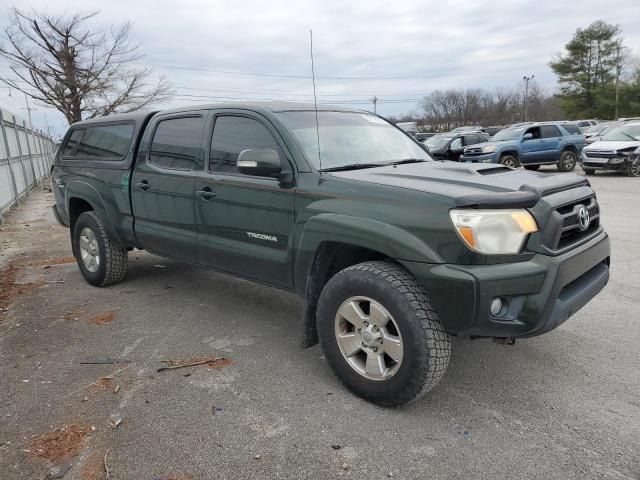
51, 102, 610, 406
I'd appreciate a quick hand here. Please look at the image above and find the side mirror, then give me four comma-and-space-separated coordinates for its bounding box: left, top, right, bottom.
237, 149, 282, 177
522, 133, 533, 141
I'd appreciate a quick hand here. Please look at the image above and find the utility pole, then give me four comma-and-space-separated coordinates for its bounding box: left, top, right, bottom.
24, 93, 34, 130
614, 42, 623, 120
371, 96, 378, 114
523, 75, 534, 122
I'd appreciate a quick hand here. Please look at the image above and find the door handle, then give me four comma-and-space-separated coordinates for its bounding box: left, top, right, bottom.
136, 180, 150, 191
197, 187, 216, 200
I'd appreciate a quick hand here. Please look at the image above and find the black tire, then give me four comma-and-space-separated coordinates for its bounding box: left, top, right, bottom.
499, 154, 520, 168
626, 156, 640, 177
557, 150, 577, 172
583, 168, 596, 176
72, 211, 128, 287
524, 165, 540, 171
317, 261, 451, 407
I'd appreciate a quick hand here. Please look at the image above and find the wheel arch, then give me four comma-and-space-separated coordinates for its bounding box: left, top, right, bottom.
65, 181, 124, 246
295, 214, 442, 348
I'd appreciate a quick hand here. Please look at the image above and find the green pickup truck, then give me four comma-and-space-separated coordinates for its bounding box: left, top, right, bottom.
51, 102, 610, 406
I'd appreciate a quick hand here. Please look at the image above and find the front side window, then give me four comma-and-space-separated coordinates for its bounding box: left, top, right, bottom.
275, 111, 429, 170
524, 127, 541, 139
209, 116, 285, 175
541, 125, 561, 138
149, 116, 203, 171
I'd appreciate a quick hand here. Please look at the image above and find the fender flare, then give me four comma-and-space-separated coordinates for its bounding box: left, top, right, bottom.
64, 180, 124, 245
294, 213, 442, 292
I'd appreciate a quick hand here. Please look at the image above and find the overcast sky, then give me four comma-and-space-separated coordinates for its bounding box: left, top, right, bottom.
1, 0, 639, 137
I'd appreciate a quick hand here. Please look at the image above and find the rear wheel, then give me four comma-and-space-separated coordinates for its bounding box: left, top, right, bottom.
72, 211, 128, 287
317, 261, 451, 407
557, 150, 577, 172
499, 154, 519, 168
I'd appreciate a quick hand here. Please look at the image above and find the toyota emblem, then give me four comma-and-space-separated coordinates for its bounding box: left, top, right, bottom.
578, 206, 590, 230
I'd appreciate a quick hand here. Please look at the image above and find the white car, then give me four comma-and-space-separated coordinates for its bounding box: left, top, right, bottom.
580, 123, 640, 177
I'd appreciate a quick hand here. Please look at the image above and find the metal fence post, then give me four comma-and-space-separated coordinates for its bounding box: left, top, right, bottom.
11, 115, 30, 197
23, 120, 39, 188
0, 109, 20, 207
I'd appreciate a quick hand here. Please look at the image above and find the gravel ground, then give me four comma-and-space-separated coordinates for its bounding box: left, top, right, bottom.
0, 167, 638, 480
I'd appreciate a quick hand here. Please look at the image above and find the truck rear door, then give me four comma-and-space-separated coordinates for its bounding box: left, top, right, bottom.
131, 112, 207, 262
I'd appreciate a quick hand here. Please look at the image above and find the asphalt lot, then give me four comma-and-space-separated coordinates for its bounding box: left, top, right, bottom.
0, 166, 638, 480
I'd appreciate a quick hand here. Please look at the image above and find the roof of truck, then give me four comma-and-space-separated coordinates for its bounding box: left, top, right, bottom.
70, 102, 369, 128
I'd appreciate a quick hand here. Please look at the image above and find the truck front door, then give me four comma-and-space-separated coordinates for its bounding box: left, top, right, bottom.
131, 113, 206, 262
194, 112, 296, 288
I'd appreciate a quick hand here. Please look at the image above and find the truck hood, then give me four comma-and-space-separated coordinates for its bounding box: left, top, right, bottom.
585, 140, 640, 152
328, 161, 588, 208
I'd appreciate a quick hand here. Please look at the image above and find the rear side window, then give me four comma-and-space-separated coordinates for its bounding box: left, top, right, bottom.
541, 125, 561, 138
209, 116, 285, 175
66, 123, 134, 159
149, 116, 203, 171
562, 124, 582, 135
63, 129, 84, 157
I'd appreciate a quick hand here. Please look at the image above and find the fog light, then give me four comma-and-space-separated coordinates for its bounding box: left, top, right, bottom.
490, 298, 504, 316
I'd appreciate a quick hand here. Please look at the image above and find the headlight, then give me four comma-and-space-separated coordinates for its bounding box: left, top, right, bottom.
616, 148, 636, 157
449, 209, 538, 254
482, 144, 497, 153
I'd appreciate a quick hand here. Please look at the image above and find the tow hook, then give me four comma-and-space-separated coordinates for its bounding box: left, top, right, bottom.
492, 337, 516, 345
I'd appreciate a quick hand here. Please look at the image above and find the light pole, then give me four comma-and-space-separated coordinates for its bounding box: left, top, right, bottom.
523, 75, 534, 122
371, 96, 378, 114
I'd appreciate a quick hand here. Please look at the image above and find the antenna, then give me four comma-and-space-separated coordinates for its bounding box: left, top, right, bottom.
309, 29, 322, 174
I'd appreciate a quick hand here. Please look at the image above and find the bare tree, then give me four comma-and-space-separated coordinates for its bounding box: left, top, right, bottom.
0, 8, 172, 124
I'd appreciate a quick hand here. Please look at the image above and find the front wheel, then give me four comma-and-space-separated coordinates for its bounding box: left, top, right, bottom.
317, 261, 451, 407
558, 151, 577, 172
72, 211, 128, 287
499, 154, 520, 168
626, 156, 640, 177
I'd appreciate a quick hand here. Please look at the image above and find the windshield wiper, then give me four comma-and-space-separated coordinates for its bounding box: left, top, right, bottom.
320, 163, 387, 172
620, 132, 638, 141
389, 158, 427, 165
320, 158, 428, 172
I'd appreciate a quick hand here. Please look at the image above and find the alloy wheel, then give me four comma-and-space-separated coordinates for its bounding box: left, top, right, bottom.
334, 296, 403, 381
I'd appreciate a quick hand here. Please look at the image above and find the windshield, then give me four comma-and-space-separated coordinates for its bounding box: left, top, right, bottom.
585, 123, 608, 134
424, 135, 453, 149
275, 111, 429, 170
490, 127, 524, 142
601, 125, 640, 142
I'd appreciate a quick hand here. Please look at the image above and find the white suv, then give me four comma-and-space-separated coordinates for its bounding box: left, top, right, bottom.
580, 122, 640, 177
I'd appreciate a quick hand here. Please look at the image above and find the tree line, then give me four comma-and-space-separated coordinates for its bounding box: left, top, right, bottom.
389, 84, 564, 131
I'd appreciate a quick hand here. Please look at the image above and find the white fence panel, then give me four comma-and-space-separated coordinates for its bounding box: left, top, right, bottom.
0, 107, 56, 216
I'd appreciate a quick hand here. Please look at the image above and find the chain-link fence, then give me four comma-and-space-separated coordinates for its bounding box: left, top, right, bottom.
0, 107, 56, 215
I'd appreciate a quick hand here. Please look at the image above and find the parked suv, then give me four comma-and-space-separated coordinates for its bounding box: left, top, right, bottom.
580, 122, 640, 176
51, 103, 610, 407
423, 131, 489, 161
460, 122, 585, 171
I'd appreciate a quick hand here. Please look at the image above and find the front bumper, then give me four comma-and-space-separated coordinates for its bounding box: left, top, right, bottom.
460, 153, 497, 163
400, 231, 610, 338
580, 154, 632, 171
